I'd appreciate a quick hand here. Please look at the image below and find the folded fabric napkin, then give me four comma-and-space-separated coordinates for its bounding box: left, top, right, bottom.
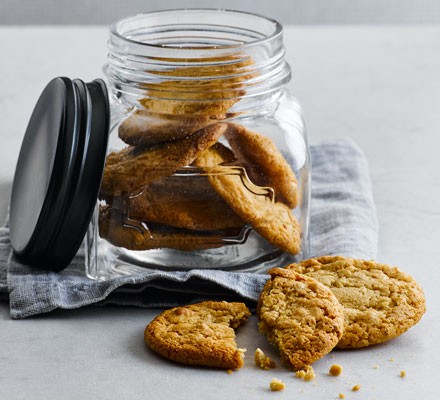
0, 138, 378, 319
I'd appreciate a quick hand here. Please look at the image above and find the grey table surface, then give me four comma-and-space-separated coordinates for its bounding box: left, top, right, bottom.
0, 26, 439, 399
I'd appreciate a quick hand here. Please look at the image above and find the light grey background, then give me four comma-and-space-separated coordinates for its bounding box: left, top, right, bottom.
1, 25, 440, 400
0, 0, 439, 25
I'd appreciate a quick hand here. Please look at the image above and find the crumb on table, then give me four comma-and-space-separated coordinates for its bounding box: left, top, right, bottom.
400, 370, 406, 378
270, 378, 286, 391
352, 384, 361, 391
339, 394, 345, 399
329, 364, 343, 376
295, 366, 316, 381
255, 348, 276, 370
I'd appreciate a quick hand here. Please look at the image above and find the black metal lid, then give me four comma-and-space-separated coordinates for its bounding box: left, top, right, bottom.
9, 77, 110, 271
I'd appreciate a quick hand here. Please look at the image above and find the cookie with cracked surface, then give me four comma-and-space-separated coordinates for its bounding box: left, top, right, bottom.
193, 143, 301, 254
225, 123, 299, 208
285, 256, 426, 348
127, 175, 244, 231
257, 268, 344, 371
144, 301, 251, 369
100, 123, 227, 196
118, 109, 225, 147
98, 207, 236, 251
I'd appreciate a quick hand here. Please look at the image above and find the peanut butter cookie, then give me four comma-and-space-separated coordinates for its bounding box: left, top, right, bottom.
225, 123, 299, 208
144, 301, 251, 369
285, 256, 426, 348
257, 268, 344, 371
98, 207, 237, 251
193, 143, 301, 254
118, 109, 224, 147
100, 123, 227, 196
139, 56, 254, 116
127, 175, 244, 231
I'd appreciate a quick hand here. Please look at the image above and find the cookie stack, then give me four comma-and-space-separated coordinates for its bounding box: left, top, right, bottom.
98, 57, 301, 254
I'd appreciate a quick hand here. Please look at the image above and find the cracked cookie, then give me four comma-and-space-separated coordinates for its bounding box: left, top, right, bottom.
144, 301, 251, 369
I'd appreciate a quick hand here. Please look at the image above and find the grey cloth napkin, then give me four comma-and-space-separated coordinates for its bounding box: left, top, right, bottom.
0, 138, 378, 319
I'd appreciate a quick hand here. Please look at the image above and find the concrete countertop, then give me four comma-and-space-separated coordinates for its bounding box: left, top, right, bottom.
0, 26, 439, 399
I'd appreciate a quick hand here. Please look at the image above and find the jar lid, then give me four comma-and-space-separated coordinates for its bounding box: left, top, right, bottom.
9, 77, 110, 271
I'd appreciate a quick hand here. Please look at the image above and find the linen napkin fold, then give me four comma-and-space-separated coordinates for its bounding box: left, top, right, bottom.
0, 138, 378, 319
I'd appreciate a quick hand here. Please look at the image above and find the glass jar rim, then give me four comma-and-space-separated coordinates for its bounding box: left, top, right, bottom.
110, 8, 283, 51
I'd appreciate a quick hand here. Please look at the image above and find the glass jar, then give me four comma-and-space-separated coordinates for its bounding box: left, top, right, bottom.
84, 9, 311, 279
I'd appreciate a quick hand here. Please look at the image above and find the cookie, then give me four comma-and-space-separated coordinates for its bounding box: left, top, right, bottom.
100, 123, 227, 196
127, 175, 244, 231
257, 268, 345, 371
193, 143, 301, 254
144, 301, 251, 369
98, 207, 238, 251
285, 256, 426, 348
118, 109, 224, 147
139, 56, 254, 116
225, 123, 299, 208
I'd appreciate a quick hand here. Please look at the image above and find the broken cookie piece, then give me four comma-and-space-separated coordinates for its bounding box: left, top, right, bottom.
144, 301, 251, 369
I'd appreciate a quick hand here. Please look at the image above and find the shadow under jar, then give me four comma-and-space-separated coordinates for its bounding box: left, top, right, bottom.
87, 9, 311, 279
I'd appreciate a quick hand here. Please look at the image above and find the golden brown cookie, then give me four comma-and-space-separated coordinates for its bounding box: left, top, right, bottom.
139, 56, 254, 116
257, 268, 345, 371
118, 109, 224, 147
126, 175, 244, 231
225, 123, 299, 208
285, 256, 426, 348
100, 123, 227, 196
98, 207, 239, 251
193, 143, 301, 254
144, 301, 251, 369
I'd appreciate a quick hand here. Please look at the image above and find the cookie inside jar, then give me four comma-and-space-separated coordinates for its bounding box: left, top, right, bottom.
93, 10, 310, 276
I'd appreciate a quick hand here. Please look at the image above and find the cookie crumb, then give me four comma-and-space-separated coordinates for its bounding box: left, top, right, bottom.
295, 366, 316, 381
400, 370, 406, 378
270, 378, 285, 391
339, 394, 345, 399
329, 364, 343, 376
255, 348, 276, 370
389, 357, 395, 362
373, 365, 379, 369
226, 369, 233, 375
352, 384, 361, 391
